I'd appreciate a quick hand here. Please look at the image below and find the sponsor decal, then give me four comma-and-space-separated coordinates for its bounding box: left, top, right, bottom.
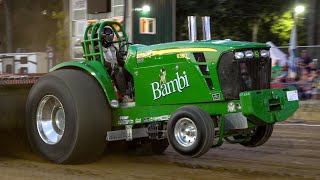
111, 100, 119, 107
156, 115, 171, 121
286, 90, 299, 101
137, 58, 144, 63
120, 116, 129, 120
177, 53, 189, 59
236, 103, 242, 110
160, 68, 166, 84
144, 117, 154, 122
143, 115, 171, 123
137, 50, 154, 59
212, 93, 221, 100
118, 116, 134, 125
241, 92, 250, 96
118, 119, 134, 125
119, 115, 170, 124
227, 102, 236, 112
151, 69, 190, 100
135, 118, 142, 123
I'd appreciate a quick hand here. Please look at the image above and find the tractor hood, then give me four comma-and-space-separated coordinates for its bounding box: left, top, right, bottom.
135, 40, 270, 56
124, 40, 270, 76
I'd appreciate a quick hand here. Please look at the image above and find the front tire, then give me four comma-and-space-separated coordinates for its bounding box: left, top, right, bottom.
167, 106, 215, 157
26, 69, 111, 164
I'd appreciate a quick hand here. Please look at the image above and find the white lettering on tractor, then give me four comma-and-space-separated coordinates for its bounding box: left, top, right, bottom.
151, 71, 190, 100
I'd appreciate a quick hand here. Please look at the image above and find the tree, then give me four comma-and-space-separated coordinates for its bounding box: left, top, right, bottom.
176, 0, 296, 43
271, 11, 295, 46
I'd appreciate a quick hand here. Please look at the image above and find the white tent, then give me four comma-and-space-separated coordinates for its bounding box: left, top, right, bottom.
266, 41, 288, 67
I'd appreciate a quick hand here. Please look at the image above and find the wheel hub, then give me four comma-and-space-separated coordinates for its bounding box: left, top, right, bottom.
174, 118, 197, 147
36, 95, 65, 145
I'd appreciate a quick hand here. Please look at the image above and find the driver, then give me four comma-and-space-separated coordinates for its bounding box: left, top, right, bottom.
100, 26, 133, 102
101, 26, 118, 69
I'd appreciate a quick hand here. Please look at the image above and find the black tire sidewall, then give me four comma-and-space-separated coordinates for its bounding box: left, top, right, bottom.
239, 124, 274, 147
26, 69, 110, 164
26, 75, 78, 163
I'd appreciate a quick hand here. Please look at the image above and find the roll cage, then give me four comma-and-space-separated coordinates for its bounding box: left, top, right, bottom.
81, 21, 129, 64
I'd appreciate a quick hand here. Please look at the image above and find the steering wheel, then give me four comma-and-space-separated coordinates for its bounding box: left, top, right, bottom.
119, 42, 133, 57
116, 42, 132, 67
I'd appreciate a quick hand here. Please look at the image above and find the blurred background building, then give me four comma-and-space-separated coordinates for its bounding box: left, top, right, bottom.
70, 0, 175, 60
0, 0, 319, 62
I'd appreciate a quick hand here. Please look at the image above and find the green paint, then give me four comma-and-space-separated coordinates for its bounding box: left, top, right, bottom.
51, 21, 299, 147
51, 61, 119, 108
240, 86, 299, 124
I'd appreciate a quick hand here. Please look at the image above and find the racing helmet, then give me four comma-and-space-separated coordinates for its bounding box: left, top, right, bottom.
101, 26, 114, 47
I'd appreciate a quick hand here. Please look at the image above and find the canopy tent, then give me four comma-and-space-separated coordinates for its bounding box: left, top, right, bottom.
266, 41, 288, 67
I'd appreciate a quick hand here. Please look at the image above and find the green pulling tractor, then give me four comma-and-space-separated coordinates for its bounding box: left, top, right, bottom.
25, 16, 299, 164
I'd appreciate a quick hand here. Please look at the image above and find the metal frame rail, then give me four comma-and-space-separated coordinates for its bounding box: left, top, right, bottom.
0, 74, 43, 86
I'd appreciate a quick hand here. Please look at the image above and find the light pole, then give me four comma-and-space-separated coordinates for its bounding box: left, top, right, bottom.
288, 5, 305, 78
292, 5, 305, 47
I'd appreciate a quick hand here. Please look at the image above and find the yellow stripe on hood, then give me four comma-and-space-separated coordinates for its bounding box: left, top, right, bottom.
137, 48, 217, 59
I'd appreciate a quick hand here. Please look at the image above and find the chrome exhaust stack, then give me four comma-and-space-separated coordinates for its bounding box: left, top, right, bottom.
202, 16, 211, 40
188, 16, 197, 41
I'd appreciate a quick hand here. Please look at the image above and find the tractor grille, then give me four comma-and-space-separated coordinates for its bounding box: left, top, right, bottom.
193, 52, 214, 90
217, 51, 271, 100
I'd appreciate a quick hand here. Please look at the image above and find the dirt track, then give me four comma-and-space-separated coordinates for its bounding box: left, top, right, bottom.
0, 123, 319, 180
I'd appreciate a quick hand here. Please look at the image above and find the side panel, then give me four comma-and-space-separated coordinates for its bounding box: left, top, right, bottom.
113, 88, 298, 127
112, 100, 242, 126
133, 49, 224, 106
134, 60, 213, 106
51, 61, 119, 108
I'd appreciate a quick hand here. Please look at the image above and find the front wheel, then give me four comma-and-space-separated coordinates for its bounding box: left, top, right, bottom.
26, 69, 111, 164
167, 106, 215, 158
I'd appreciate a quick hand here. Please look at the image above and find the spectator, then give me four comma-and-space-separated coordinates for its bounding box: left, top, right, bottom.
310, 59, 318, 71
311, 70, 320, 99
272, 59, 282, 78
300, 50, 312, 73
279, 63, 289, 82
297, 68, 313, 100
270, 76, 284, 89
285, 76, 296, 88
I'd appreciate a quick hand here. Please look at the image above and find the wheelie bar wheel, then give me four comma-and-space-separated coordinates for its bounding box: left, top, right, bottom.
234, 124, 274, 147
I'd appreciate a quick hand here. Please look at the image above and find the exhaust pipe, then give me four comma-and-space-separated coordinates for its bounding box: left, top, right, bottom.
202, 16, 211, 40
188, 16, 197, 41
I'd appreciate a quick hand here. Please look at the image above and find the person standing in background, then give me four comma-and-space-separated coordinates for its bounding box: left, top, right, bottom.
300, 50, 312, 73
272, 59, 282, 78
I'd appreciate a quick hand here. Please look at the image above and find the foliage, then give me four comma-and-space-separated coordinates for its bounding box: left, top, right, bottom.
176, 0, 308, 46
51, 10, 67, 64
270, 11, 294, 45
0, 0, 66, 62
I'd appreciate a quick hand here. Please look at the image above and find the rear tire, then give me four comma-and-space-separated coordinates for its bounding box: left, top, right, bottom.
26, 69, 111, 164
167, 106, 214, 157
235, 124, 274, 147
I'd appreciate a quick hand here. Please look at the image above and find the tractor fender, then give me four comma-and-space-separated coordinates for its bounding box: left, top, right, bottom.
50, 61, 119, 108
